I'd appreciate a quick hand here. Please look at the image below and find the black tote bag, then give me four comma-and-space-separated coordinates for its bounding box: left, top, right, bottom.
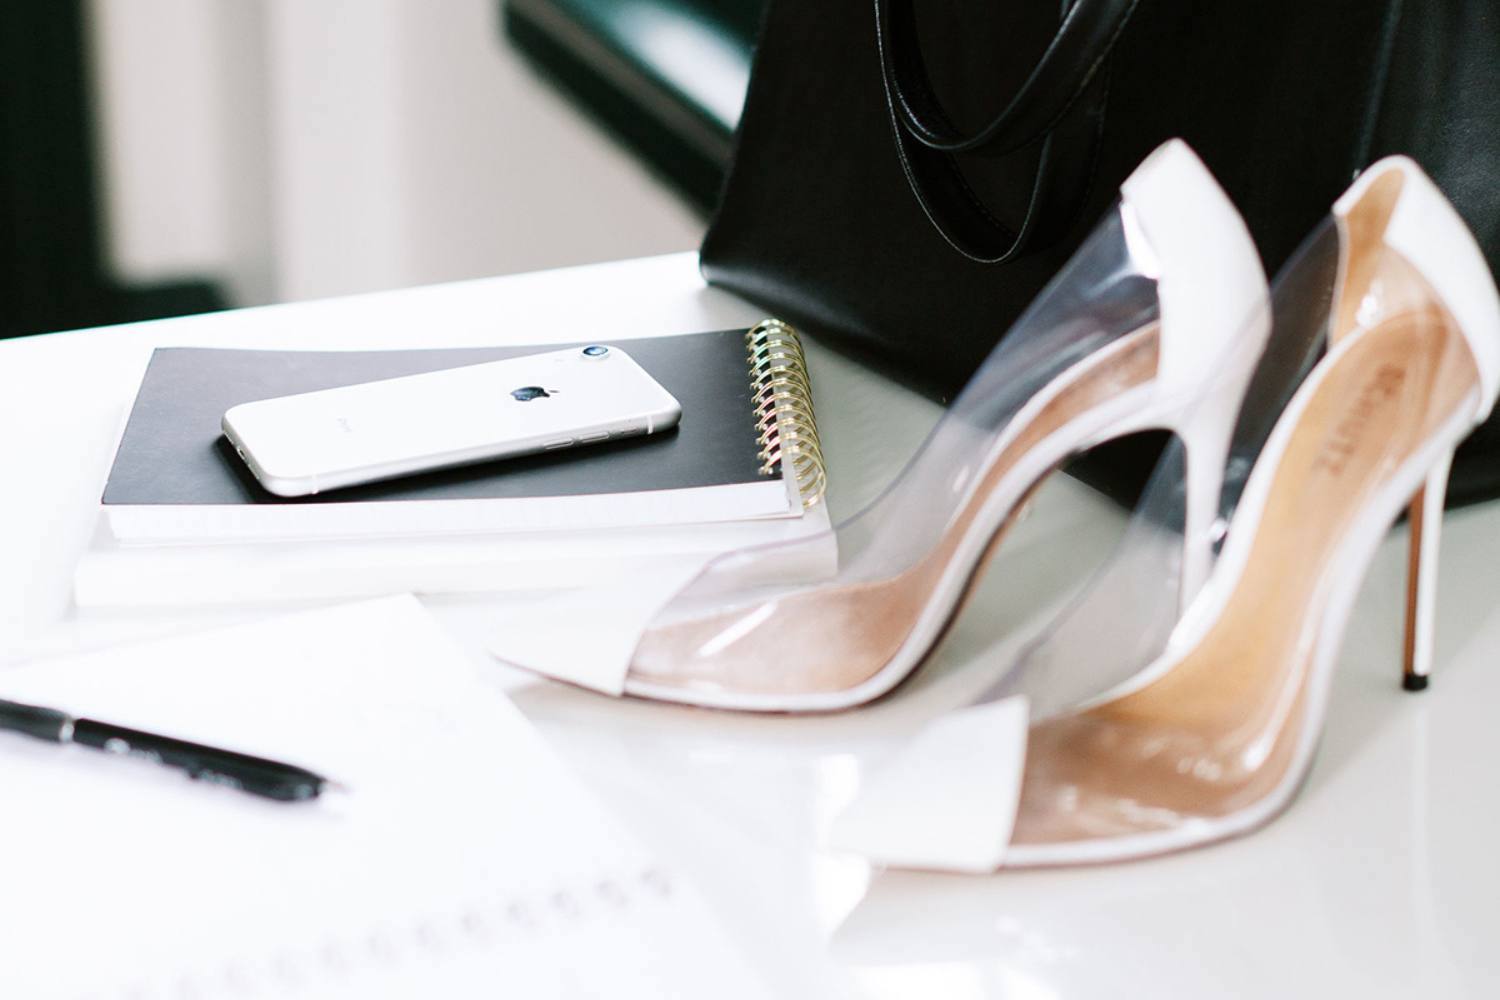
700, 0, 1500, 505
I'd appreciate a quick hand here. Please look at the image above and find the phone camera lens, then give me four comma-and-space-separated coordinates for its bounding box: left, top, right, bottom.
581, 345, 610, 358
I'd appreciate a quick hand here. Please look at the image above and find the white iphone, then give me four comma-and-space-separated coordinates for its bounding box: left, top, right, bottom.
221, 344, 682, 496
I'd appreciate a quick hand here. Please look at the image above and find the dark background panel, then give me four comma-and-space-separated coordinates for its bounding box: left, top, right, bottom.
0, 0, 223, 340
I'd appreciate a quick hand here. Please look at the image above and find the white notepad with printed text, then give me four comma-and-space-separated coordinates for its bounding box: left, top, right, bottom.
0, 596, 766, 999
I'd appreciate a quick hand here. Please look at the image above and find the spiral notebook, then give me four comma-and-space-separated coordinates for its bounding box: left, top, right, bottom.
77, 324, 833, 607
101, 323, 826, 544
0, 596, 770, 999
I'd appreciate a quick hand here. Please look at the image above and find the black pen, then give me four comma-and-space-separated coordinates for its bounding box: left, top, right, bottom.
0, 697, 340, 802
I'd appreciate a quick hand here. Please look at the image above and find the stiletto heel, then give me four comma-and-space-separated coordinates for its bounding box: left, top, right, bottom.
832, 155, 1500, 873
493, 141, 1271, 709
1402, 450, 1453, 692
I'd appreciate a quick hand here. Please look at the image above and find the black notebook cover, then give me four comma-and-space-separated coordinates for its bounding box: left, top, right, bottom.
103, 330, 768, 507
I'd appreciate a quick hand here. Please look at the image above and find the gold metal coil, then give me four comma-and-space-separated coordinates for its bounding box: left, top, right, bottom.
745, 319, 826, 508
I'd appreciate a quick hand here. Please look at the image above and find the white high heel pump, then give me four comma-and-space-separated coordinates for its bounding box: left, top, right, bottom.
495, 140, 1272, 711
833, 155, 1500, 872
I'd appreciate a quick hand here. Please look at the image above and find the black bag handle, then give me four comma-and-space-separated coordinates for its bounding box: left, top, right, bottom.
877, 0, 1140, 155
874, 0, 1139, 264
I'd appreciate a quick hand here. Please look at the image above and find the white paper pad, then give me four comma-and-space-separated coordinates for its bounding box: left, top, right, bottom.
0, 596, 766, 999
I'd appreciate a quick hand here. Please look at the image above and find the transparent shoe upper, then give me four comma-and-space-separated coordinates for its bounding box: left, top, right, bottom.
630, 205, 1175, 697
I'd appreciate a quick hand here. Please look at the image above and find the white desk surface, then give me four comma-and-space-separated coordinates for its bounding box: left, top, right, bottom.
2, 252, 1497, 998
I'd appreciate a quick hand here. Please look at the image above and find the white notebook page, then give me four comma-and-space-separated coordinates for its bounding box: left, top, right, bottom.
0, 596, 765, 999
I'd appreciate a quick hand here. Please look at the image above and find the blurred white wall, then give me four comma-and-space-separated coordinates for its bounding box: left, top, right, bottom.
87, 0, 703, 307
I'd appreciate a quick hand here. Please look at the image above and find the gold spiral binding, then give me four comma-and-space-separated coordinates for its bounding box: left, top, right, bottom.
745, 319, 826, 508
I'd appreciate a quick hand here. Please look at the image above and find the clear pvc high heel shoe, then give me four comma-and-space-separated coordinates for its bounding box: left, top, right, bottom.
498, 140, 1271, 710
834, 155, 1500, 872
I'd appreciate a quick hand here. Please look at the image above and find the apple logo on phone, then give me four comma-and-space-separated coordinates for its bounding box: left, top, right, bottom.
510, 386, 552, 402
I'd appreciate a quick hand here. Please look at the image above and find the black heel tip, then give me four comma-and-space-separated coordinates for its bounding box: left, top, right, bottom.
1402, 674, 1430, 692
